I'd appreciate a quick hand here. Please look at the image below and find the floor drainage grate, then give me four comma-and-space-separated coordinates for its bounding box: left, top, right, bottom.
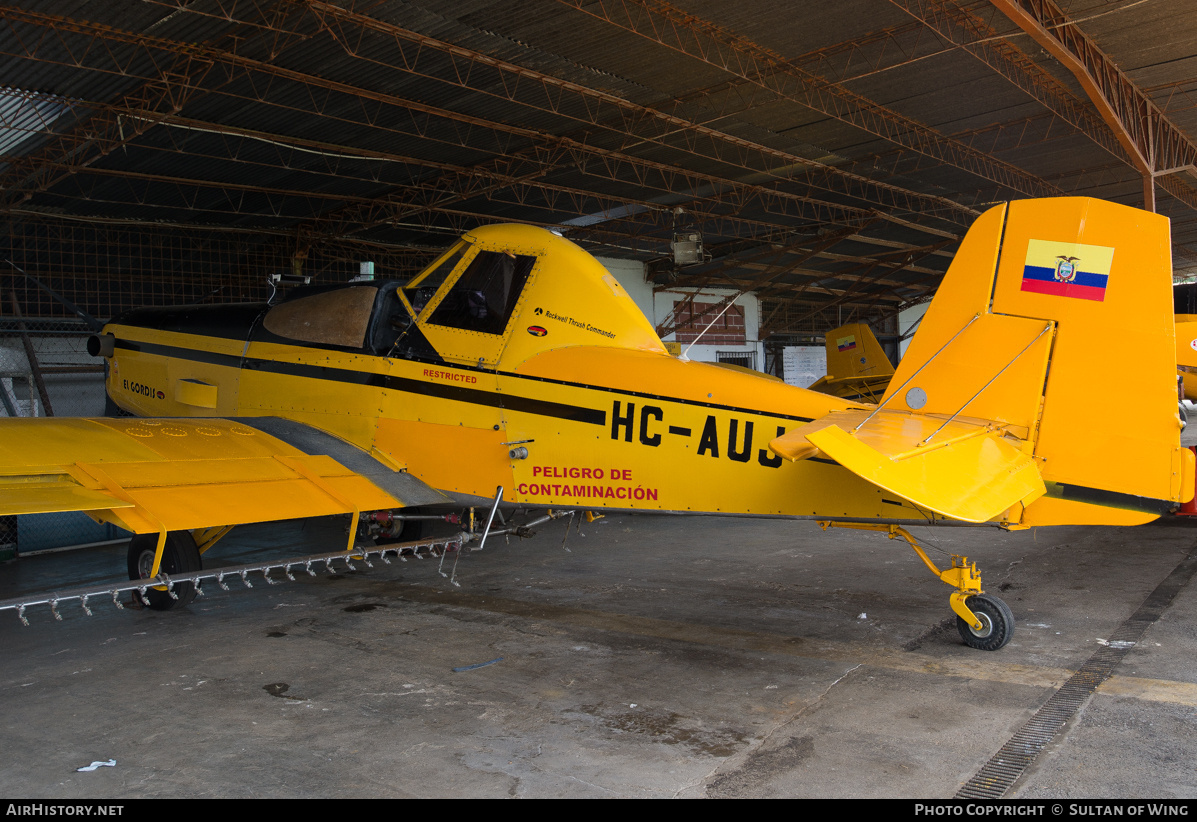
955, 546, 1197, 800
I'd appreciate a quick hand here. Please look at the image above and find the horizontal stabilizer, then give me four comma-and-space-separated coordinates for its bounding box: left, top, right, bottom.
771, 410, 1045, 523
806, 374, 891, 403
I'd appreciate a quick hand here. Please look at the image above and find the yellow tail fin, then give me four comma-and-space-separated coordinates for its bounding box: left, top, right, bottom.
883, 197, 1190, 525
808, 322, 894, 402
825, 323, 893, 381
773, 197, 1192, 525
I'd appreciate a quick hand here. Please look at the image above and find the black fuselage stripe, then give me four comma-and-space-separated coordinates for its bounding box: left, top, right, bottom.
117, 339, 241, 369
117, 339, 604, 425
1045, 482, 1175, 515
495, 367, 815, 423
250, 359, 606, 425
115, 338, 815, 427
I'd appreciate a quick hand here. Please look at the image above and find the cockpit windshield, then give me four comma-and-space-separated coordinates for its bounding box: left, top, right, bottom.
405, 241, 467, 315
427, 249, 535, 335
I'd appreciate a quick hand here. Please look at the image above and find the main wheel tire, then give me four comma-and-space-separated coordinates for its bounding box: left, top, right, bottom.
372, 514, 424, 545
956, 593, 1015, 651
127, 531, 202, 610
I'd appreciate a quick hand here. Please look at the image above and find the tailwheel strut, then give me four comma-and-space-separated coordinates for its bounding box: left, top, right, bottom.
818, 521, 1014, 651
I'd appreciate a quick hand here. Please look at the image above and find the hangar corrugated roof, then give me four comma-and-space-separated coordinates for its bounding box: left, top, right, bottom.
2, 0, 1196, 334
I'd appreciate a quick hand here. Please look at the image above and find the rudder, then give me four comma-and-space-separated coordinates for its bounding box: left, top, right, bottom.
883, 197, 1190, 525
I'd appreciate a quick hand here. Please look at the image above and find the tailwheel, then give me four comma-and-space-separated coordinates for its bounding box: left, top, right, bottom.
818, 521, 1016, 651
956, 593, 1015, 651
127, 531, 202, 610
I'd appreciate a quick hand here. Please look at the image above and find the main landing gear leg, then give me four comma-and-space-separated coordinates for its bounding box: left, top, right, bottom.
818, 521, 1014, 651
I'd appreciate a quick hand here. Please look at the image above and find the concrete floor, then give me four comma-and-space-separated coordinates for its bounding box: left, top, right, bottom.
1, 512, 1195, 799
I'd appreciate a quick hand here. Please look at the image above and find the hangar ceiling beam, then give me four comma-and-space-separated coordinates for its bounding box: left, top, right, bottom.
647, 19, 939, 124
677, 220, 876, 293
986, 0, 1197, 212
290, 0, 976, 227
294, 129, 893, 245
0, 9, 896, 241
759, 241, 948, 305
7, 151, 856, 252
0, 2, 976, 246
133, 0, 976, 226
699, 276, 908, 305
850, 111, 1081, 184
0, 1, 308, 210
557, 0, 1062, 198
887, 0, 1126, 163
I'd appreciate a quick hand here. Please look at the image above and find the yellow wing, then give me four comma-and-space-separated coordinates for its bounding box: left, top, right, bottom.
0, 417, 447, 535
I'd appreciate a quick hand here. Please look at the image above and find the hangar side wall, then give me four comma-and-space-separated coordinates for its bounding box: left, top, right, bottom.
597, 256, 765, 372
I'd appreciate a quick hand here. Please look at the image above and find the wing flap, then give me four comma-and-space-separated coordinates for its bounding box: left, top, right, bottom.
0, 483, 135, 517
771, 410, 1045, 523
0, 418, 415, 534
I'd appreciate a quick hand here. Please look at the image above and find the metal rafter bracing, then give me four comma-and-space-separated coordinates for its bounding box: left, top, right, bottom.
1144, 78, 1197, 117
134, 0, 977, 225
0, 19, 876, 238
1155, 174, 1197, 213
684, 221, 878, 292
756, 240, 949, 306
294, 0, 978, 228
556, 0, 1062, 198
0, 0, 311, 208
297, 130, 889, 245
11, 152, 861, 252
845, 111, 1091, 187
987, 0, 1197, 208
18, 149, 919, 264
770, 257, 948, 335
675, 258, 937, 312
644, 19, 941, 123
887, 0, 1127, 163
0, 1, 978, 255
0, 1, 1076, 326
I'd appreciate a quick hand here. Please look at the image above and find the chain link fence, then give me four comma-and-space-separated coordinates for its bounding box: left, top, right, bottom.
0, 317, 116, 559
0, 214, 445, 560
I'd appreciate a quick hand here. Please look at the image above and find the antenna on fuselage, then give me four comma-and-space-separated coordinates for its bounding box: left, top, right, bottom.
267, 272, 311, 304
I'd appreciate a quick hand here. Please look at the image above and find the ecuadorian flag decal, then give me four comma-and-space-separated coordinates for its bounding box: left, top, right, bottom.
1020, 239, 1115, 302
837, 335, 857, 352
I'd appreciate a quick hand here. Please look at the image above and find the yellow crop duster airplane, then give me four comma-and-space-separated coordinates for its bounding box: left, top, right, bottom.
807, 321, 895, 403
0, 197, 1189, 651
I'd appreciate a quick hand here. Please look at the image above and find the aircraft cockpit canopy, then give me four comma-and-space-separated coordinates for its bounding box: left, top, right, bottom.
260, 281, 415, 356
405, 240, 536, 336
257, 235, 540, 363
262, 285, 379, 349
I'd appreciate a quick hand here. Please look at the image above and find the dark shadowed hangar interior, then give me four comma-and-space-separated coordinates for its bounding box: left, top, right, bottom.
2, 0, 1197, 802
